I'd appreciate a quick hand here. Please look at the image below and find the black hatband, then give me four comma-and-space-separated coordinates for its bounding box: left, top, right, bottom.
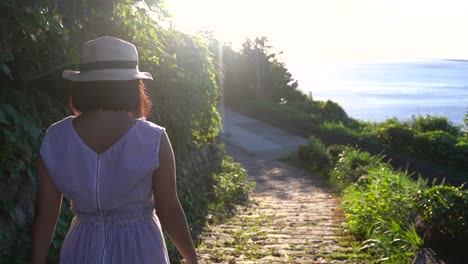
80, 60, 138, 72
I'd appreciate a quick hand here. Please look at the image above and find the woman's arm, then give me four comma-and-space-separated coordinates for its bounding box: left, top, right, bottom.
31, 157, 63, 264
152, 131, 198, 264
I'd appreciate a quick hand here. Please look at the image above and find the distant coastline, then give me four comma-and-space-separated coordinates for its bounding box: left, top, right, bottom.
437, 58, 468, 63
303, 59, 468, 126
414, 57, 468, 62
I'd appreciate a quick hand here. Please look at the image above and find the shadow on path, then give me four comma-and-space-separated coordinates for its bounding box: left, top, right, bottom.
196, 109, 359, 263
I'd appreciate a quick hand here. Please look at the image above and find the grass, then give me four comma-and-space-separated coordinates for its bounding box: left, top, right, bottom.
293, 138, 468, 263
207, 155, 257, 223
197, 191, 359, 263
237, 98, 468, 180
332, 151, 426, 263
197, 212, 276, 262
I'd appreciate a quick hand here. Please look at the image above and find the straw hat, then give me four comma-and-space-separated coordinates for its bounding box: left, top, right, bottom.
62, 36, 153, 81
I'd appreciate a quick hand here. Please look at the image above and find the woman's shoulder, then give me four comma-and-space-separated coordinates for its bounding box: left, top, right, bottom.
44, 116, 75, 135
136, 119, 166, 139
40, 116, 75, 157
138, 119, 165, 132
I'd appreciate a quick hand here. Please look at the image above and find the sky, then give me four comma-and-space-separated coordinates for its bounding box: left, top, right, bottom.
168, 0, 468, 65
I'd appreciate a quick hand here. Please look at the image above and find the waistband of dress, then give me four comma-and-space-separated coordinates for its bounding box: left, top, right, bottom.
73, 206, 156, 225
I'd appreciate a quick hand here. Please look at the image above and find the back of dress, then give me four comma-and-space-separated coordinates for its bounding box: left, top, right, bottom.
40, 116, 169, 264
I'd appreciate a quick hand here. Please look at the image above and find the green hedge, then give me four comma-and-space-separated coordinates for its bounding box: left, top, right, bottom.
0, 1, 252, 263
297, 136, 330, 172
408, 115, 461, 136
237, 98, 468, 177
295, 139, 468, 263
414, 185, 468, 250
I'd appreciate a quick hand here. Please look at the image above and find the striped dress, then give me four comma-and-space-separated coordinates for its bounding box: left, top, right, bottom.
40, 116, 169, 264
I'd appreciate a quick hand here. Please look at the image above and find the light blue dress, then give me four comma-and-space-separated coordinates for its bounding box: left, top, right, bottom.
40, 116, 170, 264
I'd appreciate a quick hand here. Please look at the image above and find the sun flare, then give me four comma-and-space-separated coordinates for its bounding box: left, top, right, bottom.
169, 0, 468, 63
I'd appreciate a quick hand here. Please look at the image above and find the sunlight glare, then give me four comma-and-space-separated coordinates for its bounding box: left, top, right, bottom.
169, 0, 468, 63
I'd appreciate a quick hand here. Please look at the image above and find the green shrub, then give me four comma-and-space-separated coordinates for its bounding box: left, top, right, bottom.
297, 136, 330, 172
317, 100, 349, 123
288, 101, 320, 114
412, 131, 457, 162
0, 87, 67, 261
409, 115, 461, 136
413, 185, 468, 249
346, 118, 372, 131
326, 144, 349, 164
240, 96, 467, 176
1, 1, 224, 262
358, 218, 423, 263
209, 156, 256, 220
254, 99, 312, 122
329, 147, 380, 191
343, 166, 425, 262
464, 111, 468, 134
279, 104, 310, 120
376, 123, 415, 151
320, 122, 360, 139
297, 136, 467, 261
307, 113, 325, 125
454, 139, 468, 170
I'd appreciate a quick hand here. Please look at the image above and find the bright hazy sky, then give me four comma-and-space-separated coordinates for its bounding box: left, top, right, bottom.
169, 0, 468, 64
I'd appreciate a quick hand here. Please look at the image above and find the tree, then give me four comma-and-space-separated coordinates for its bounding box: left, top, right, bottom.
209, 36, 305, 106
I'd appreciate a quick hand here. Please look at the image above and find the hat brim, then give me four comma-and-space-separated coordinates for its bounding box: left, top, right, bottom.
63, 69, 153, 81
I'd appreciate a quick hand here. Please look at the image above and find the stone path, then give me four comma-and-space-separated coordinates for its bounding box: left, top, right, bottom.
196, 109, 358, 263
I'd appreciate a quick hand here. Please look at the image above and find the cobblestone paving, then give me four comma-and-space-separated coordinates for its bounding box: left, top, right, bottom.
197, 145, 358, 263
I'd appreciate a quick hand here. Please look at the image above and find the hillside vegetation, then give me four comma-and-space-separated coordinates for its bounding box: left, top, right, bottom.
208, 35, 468, 262
210, 36, 467, 181
0, 1, 253, 263
295, 138, 467, 262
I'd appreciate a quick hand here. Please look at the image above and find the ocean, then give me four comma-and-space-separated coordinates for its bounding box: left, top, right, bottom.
300, 59, 468, 126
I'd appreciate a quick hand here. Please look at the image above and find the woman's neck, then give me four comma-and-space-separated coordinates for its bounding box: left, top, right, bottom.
78, 110, 135, 122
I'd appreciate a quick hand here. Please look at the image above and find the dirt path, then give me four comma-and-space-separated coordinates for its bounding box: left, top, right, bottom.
196, 143, 357, 263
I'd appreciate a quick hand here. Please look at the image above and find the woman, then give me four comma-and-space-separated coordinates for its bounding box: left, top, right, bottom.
31, 36, 198, 264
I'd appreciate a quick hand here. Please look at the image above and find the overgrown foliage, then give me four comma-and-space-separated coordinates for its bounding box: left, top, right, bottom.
0, 87, 68, 262
208, 156, 256, 221
294, 138, 468, 263
213, 44, 467, 173
202, 30, 468, 262
297, 136, 330, 172
329, 146, 381, 192
342, 165, 426, 262
0, 1, 248, 263
236, 97, 468, 178
413, 185, 468, 250
408, 115, 461, 136
464, 111, 468, 133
